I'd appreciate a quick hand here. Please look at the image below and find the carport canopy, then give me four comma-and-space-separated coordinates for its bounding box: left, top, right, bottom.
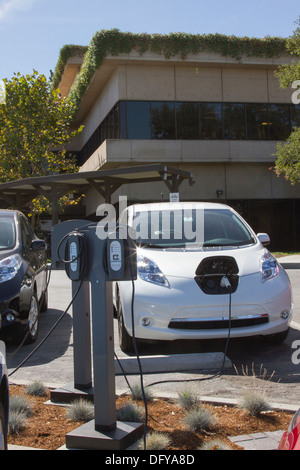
0, 164, 194, 225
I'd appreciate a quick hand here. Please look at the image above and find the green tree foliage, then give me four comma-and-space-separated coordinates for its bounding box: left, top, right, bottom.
274, 19, 300, 184
0, 71, 83, 213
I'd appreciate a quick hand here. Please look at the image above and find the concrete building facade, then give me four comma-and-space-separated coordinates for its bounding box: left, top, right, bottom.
56, 33, 300, 250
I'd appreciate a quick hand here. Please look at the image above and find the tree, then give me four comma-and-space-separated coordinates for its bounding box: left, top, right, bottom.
0, 71, 83, 215
274, 18, 300, 184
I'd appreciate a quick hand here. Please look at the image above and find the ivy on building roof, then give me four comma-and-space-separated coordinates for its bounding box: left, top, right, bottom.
52, 29, 288, 111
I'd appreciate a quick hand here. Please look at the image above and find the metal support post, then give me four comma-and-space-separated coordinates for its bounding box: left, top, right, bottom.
88, 226, 116, 430
72, 280, 92, 390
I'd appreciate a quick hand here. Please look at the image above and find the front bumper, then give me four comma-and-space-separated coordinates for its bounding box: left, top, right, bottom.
119, 269, 292, 341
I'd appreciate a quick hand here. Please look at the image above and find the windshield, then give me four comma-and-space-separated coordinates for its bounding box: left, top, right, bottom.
132, 208, 255, 248
0, 217, 16, 250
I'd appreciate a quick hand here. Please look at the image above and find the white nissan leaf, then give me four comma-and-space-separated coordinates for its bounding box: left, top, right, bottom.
115, 202, 292, 352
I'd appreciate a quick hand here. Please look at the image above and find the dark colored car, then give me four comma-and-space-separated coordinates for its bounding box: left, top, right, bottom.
0, 210, 48, 344
0, 341, 9, 450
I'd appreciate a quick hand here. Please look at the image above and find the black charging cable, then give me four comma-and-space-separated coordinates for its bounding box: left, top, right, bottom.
116, 275, 233, 395
8, 276, 84, 377
7, 262, 52, 365
129, 274, 148, 450
147, 278, 233, 388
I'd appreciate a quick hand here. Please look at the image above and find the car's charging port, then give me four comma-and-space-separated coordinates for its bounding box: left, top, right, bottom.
194, 256, 239, 294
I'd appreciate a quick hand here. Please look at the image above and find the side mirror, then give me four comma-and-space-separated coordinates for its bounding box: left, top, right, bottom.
31, 239, 47, 252
257, 233, 270, 247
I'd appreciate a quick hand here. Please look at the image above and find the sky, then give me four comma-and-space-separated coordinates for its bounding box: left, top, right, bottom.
0, 0, 299, 81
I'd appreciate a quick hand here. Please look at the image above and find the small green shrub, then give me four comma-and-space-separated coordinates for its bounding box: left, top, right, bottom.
239, 391, 271, 416
198, 439, 231, 450
67, 399, 94, 422
25, 381, 47, 397
117, 402, 144, 422
8, 410, 28, 435
184, 406, 216, 432
177, 388, 200, 411
9, 395, 33, 418
130, 384, 154, 402
138, 431, 171, 450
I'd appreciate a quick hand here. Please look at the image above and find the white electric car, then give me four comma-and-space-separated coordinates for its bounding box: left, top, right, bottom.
115, 202, 292, 352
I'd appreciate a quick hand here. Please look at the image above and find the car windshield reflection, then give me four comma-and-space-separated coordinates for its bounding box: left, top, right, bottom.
133, 208, 255, 249
0, 217, 16, 250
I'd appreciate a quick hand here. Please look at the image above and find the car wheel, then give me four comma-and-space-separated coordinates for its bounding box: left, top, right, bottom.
25, 291, 40, 344
117, 291, 133, 353
0, 402, 7, 450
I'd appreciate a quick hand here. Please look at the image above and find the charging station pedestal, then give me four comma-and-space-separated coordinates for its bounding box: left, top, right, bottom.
64, 224, 144, 450
50, 220, 93, 404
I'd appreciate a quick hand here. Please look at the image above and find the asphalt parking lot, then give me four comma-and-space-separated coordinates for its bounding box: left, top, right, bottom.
4, 257, 300, 407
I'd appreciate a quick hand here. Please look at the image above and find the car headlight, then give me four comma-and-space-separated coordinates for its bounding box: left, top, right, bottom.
261, 250, 279, 283
0, 254, 22, 284
137, 254, 170, 287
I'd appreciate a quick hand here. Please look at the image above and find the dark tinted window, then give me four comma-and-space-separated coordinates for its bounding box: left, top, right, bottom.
176, 102, 199, 139
268, 104, 291, 140
246, 103, 269, 140
223, 103, 246, 140
127, 101, 151, 139
0, 217, 16, 250
200, 103, 223, 139
291, 104, 300, 129
151, 102, 175, 139
20, 216, 33, 251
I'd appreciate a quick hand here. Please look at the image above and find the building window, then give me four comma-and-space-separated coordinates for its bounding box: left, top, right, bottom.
78, 100, 297, 165
246, 103, 269, 140
291, 104, 300, 129
200, 103, 222, 139
176, 102, 199, 139
268, 104, 291, 140
151, 102, 176, 139
127, 101, 151, 139
223, 103, 246, 140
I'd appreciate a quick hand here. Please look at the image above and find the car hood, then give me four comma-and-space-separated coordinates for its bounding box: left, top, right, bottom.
137, 244, 267, 278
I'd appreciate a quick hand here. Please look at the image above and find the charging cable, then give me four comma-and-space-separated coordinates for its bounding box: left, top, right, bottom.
116, 275, 233, 395
7, 263, 52, 365
147, 276, 233, 388
8, 276, 84, 377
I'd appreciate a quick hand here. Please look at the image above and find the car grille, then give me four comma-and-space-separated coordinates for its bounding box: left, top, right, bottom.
168, 314, 269, 330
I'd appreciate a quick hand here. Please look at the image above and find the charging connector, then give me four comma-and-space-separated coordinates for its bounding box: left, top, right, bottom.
220, 275, 231, 290
59, 231, 88, 281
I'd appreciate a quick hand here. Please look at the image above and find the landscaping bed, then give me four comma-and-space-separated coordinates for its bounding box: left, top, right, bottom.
7, 384, 293, 451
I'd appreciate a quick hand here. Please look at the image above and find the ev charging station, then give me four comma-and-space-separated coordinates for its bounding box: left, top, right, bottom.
51, 221, 144, 450
50, 216, 236, 450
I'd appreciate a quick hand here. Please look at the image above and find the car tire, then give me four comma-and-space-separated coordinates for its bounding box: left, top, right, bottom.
0, 402, 7, 450
25, 291, 40, 344
117, 291, 133, 353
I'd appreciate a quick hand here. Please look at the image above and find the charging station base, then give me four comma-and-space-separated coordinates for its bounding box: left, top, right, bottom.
50, 382, 94, 404
65, 420, 144, 450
